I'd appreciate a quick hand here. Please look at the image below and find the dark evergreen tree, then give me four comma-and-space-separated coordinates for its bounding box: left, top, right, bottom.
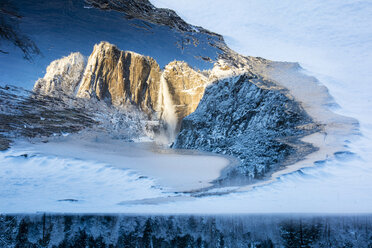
71, 230, 89, 248
56, 238, 70, 248
218, 232, 225, 248
15, 219, 30, 248
254, 166, 259, 179
142, 219, 153, 248
280, 220, 321, 248
257, 239, 275, 248
117, 232, 139, 248
63, 216, 73, 233
38, 214, 53, 247
171, 234, 194, 248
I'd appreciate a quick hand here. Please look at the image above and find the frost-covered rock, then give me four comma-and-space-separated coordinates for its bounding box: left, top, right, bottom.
33, 52, 86, 96
173, 73, 317, 183
208, 58, 251, 81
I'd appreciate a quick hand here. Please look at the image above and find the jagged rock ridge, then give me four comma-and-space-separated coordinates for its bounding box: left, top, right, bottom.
34, 42, 209, 132
85, 0, 224, 39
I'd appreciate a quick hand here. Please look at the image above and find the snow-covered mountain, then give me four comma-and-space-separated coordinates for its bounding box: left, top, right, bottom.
31, 38, 349, 186
0, 0, 367, 217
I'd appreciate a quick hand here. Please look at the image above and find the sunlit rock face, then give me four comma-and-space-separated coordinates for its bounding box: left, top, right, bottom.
33, 53, 86, 96
77, 42, 162, 116
163, 61, 208, 121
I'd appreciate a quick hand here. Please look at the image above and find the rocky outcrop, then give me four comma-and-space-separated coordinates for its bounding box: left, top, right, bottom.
173, 73, 318, 184
0, 84, 149, 150
33, 53, 85, 96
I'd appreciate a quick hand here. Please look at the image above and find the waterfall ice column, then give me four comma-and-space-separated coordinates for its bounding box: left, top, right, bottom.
159, 74, 178, 141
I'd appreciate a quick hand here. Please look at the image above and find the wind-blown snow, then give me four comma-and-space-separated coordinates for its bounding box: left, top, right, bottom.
0, 134, 231, 213
0, 148, 166, 213
149, 0, 372, 213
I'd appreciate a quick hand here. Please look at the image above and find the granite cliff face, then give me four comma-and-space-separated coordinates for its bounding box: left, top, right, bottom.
76, 42, 162, 115
34, 42, 209, 133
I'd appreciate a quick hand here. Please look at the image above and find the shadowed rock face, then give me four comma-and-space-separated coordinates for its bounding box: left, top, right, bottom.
173, 73, 318, 184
